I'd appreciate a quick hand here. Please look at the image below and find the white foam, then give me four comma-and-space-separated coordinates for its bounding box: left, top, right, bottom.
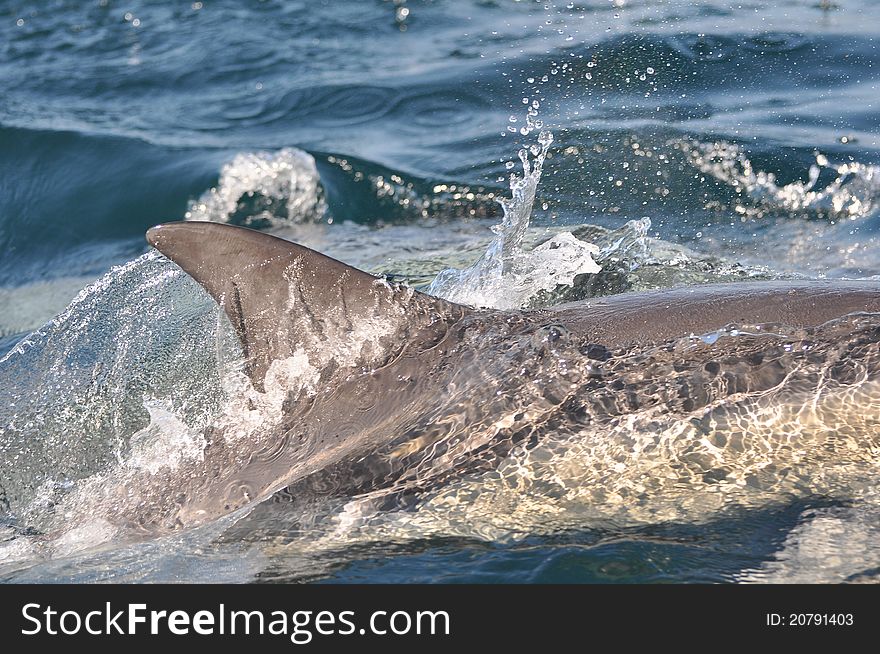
185, 147, 327, 225
126, 402, 207, 474
50, 519, 119, 559
737, 499, 880, 583
213, 349, 319, 443
0, 528, 38, 564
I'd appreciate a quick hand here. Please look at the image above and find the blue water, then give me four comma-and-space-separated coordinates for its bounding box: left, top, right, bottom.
2, 0, 880, 582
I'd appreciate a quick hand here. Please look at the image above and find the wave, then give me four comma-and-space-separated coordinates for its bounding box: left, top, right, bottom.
0, 125, 225, 283
677, 138, 880, 220
0, 125, 504, 290
184, 147, 502, 228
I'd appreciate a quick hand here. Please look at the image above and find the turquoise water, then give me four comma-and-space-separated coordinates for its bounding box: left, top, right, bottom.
1, 0, 880, 582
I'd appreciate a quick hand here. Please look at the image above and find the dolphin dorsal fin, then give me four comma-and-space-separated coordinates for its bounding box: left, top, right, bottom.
147, 222, 469, 389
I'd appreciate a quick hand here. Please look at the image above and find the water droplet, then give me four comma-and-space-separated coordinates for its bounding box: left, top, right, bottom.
647, 67, 655, 74
505, 161, 515, 170
527, 77, 535, 84
700, 332, 720, 345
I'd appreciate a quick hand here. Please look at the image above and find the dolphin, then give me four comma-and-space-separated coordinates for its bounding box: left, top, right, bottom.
130, 221, 880, 535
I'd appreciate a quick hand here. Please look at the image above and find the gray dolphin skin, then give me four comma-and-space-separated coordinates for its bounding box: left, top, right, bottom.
142, 221, 880, 532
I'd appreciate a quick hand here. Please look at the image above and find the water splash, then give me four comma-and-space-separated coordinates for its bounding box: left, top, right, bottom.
678, 139, 880, 220
428, 130, 601, 309
387, 0, 410, 30
0, 241, 435, 554
541, 217, 776, 303
185, 148, 327, 228
0, 253, 235, 529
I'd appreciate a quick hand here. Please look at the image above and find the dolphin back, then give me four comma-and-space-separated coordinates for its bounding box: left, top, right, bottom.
550, 279, 880, 348
147, 222, 469, 389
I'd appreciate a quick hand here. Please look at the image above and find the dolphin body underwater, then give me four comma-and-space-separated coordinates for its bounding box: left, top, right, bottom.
10, 218, 880, 560
114, 220, 880, 541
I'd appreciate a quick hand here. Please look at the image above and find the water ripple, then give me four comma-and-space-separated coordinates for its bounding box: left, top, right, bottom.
282, 85, 395, 126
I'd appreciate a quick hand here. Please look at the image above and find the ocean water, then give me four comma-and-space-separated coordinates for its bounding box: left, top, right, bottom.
1, 0, 880, 583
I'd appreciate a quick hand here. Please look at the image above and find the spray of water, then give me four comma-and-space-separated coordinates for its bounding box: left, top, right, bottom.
428, 129, 601, 309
